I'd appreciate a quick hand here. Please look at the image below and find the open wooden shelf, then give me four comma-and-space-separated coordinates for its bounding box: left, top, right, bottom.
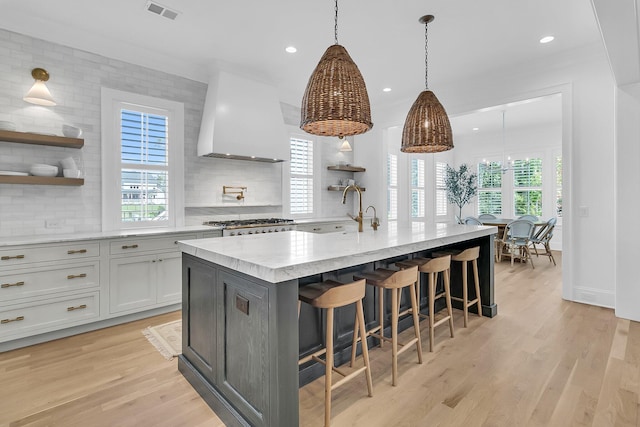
328, 185, 366, 192
0, 176, 84, 186
327, 165, 366, 172
0, 130, 84, 148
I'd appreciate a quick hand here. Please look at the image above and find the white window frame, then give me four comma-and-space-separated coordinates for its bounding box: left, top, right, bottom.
101, 88, 184, 231
410, 157, 425, 221
512, 156, 543, 217
435, 160, 448, 217
477, 158, 504, 216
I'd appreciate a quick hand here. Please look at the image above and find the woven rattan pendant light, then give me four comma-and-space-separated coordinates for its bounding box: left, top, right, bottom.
300, 0, 373, 138
401, 15, 453, 153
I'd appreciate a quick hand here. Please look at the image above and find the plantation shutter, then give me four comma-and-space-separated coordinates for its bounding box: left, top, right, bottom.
477, 161, 502, 215
513, 158, 542, 216
435, 162, 447, 216
120, 109, 169, 222
387, 154, 398, 220
290, 137, 314, 214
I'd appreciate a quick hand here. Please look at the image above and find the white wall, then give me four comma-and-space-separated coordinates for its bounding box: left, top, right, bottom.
614, 83, 640, 321
368, 44, 616, 308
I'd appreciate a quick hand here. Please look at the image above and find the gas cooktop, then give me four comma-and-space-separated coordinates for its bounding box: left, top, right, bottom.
203, 218, 295, 229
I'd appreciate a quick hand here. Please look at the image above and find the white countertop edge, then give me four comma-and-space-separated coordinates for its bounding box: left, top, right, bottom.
179, 225, 497, 283
0, 225, 222, 247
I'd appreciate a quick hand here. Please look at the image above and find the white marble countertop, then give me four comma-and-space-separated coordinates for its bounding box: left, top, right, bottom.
179, 223, 497, 283
0, 225, 221, 247
294, 217, 354, 224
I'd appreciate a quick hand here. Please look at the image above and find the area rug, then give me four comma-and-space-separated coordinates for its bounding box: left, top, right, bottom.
142, 320, 182, 360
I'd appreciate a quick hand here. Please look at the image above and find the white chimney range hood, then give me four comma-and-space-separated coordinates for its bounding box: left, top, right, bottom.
197, 70, 289, 162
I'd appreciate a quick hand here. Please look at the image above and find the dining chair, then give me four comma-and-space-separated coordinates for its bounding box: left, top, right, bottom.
463, 217, 483, 225
478, 214, 497, 220
518, 214, 539, 222
529, 217, 557, 266
502, 219, 536, 268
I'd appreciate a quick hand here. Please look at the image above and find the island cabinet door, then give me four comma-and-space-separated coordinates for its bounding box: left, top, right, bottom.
182, 256, 217, 384
217, 270, 270, 427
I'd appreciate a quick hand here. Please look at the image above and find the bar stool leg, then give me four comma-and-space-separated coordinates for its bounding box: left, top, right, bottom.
472, 259, 483, 317
325, 307, 334, 427
391, 288, 399, 386
356, 299, 374, 396
445, 269, 455, 338
350, 312, 360, 367
379, 287, 385, 348
409, 281, 423, 364
428, 272, 435, 352
462, 260, 469, 327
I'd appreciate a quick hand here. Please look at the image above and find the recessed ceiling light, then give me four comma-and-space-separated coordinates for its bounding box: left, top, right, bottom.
473, 127, 479, 131
539, 36, 555, 44
383, 87, 392, 92
285, 46, 297, 53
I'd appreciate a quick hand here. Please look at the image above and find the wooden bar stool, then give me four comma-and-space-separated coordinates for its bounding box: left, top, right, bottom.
350, 266, 422, 386
396, 255, 454, 352
448, 247, 483, 327
298, 279, 373, 427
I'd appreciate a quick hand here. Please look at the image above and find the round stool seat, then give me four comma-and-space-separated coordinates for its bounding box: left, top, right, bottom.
299, 279, 366, 308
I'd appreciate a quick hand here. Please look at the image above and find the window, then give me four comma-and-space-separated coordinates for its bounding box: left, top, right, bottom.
556, 155, 562, 217
101, 88, 184, 231
410, 158, 425, 218
290, 137, 314, 215
387, 153, 398, 221
478, 161, 502, 215
513, 158, 542, 216
435, 161, 447, 216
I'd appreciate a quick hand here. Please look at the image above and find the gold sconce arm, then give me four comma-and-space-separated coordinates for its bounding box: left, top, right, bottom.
223, 186, 247, 200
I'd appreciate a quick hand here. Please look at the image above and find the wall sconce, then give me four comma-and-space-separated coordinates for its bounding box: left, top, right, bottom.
339, 138, 353, 152
24, 68, 56, 106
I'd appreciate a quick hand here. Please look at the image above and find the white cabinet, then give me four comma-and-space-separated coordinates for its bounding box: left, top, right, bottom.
108, 233, 196, 314
0, 229, 219, 349
0, 242, 101, 342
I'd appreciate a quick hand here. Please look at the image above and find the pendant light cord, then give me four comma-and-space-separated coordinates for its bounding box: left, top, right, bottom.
424, 20, 429, 90
334, 0, 339, 44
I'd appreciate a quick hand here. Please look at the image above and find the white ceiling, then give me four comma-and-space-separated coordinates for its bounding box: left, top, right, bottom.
1, 0, 603, 112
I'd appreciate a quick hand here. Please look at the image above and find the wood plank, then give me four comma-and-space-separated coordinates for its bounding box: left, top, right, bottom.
0, 176, 84, 186
0, 130, 83, 148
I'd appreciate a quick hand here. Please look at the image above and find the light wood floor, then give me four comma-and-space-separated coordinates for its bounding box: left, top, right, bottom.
1, 252, 638, 426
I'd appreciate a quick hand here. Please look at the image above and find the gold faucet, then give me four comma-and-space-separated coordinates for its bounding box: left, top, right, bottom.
366, 205, 380, 231
223, 186, 247, 200
342, 184, 363, 232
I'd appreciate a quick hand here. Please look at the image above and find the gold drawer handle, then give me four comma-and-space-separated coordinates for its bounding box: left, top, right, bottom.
67, 249, 87, 255
121, 244, 139, 249
67, 273, 87, 280
1, 255, 25, 261
1, 316, 24, 324
67, 304, 87, 312
1, 281, 25, 288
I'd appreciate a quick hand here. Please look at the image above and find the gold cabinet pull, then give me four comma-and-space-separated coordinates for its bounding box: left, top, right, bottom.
67, 273, 87, 280
1, 281, 25, 289
121, 244, 139, 249
67, 304, 87, 312
1, 316, 24, 324
67, 249, 87, 255
1, 255, 25, 261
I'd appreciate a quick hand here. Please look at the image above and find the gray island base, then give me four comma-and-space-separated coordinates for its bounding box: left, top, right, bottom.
177, 224, 497, 427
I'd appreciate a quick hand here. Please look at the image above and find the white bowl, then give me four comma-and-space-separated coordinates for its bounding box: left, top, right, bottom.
30, 164, 58, 177
60, 156, 78, 170
63, 169, 82, 178
62, 124, 82, 138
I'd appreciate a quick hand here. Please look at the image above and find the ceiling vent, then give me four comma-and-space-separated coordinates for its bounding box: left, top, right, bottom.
145, 1, 179, 20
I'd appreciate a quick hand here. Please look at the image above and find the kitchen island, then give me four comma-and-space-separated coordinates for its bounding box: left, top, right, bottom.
178, 223, 496, 427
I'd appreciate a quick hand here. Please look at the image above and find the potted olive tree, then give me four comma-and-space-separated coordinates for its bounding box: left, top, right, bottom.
445, 163, 478, 220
